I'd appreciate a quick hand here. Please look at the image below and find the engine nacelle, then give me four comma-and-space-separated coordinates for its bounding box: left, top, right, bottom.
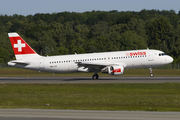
77, 67, 89, 72
108, 66, 124, 75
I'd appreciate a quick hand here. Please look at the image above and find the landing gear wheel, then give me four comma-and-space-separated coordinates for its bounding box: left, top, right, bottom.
96, 74, 99, 79
92, 74, 99, 79
150, 73, 154, 77
149, 67, 154, 77
92, 75, 95, 79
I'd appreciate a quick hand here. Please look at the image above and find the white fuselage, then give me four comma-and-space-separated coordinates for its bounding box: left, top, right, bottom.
8, 49, 173, 74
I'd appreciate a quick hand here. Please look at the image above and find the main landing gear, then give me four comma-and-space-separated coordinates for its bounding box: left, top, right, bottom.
149, 68, 154, 77
92, 73, 99, 79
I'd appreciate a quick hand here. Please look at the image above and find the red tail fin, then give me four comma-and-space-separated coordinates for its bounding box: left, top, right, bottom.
8, 33, 40, 60
8, 33, 36, 55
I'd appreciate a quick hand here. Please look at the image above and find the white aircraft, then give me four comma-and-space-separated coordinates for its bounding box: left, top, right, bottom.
8, 32, 173, 79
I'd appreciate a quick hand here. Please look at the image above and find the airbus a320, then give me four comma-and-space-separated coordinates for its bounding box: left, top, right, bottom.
8, 33, 173, 79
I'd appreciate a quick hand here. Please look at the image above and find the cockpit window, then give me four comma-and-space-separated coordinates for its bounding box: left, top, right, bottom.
159, 53, 166, 56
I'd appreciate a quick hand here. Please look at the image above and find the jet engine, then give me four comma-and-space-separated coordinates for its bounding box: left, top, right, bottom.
101, 66, 124, 75
108, 66, 124, 75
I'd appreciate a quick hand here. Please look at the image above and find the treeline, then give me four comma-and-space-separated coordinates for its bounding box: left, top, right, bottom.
0, 9, 180, 63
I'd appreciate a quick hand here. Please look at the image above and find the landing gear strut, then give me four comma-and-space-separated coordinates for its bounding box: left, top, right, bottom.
92, 73, 99, 79
149, 68, 154, 77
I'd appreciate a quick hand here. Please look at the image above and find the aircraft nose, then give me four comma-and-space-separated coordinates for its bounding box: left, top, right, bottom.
164, 56, 173, 64
167, 56, 173, 63
169, 56, 173, 63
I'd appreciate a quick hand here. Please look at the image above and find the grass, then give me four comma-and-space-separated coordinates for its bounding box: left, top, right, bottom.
1, 83, 180, 111
0, 67, 180, 111
0, 67, 180, 77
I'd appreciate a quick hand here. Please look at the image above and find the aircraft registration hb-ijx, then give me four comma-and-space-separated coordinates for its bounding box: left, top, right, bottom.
8, 32, 173, 79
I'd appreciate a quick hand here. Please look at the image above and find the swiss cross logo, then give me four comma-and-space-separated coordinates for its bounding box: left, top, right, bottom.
14, 40, 26, 52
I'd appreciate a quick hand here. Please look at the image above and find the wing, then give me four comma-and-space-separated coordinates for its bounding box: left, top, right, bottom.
76, 61, 126, 72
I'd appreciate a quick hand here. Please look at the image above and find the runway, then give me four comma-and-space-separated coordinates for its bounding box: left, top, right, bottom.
1, 77, 180, 120
0, 77, 180, 84
0, 109, 180, 120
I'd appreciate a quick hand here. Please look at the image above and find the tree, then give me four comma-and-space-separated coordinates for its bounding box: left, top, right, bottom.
119, 31, 147, 50
0, 9, 180, 63
127, 18, 147, 39
147, 17, 172, 51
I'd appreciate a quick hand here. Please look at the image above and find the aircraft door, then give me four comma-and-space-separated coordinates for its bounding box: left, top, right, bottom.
39, 58, 45, 70
148, 51, 154, 61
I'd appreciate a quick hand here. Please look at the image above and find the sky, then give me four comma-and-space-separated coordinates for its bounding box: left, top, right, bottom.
0, 0, 180, 16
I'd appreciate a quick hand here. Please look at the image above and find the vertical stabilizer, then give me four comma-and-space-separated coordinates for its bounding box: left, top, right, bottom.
8, 32, 40, 60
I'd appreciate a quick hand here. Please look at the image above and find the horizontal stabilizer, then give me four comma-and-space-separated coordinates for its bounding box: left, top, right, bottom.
9, 60, 30, 65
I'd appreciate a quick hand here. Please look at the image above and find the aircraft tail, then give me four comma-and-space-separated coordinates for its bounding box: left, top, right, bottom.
8, 32, 40, 60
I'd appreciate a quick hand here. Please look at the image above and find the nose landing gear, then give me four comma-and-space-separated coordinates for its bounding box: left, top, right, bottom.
149, 68, 154, 77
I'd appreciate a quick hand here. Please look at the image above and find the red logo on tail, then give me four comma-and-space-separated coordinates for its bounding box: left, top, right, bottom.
14, 40, 26, 52
8, 33, 36, 55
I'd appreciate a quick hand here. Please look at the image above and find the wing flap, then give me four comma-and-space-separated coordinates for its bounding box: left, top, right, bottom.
77, 61, 126, 67
77, 62, 108, 66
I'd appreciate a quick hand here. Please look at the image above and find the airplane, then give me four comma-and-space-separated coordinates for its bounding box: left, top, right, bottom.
7, 32, 173, 79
